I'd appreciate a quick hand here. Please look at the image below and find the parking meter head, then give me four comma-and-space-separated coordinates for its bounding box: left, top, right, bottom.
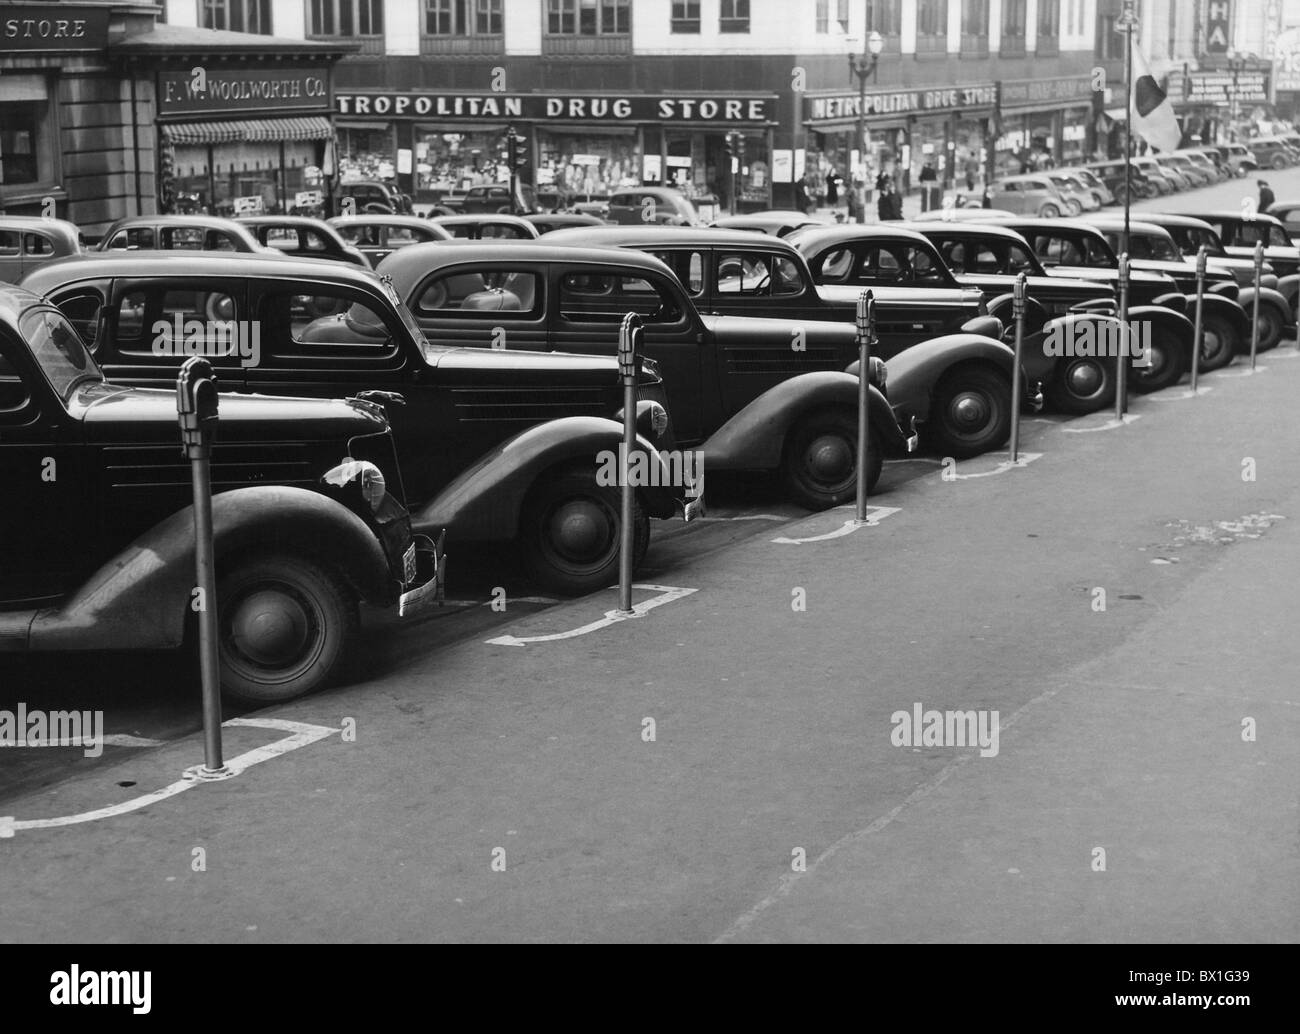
1013, 271, 1027, 316
176, 356, 220, 454
618, 311, 643, 379
1196, 245, 1207, 275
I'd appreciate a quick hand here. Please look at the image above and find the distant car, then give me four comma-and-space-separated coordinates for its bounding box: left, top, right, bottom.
0, 216, 82, 283
1045, 173, 1102, 212
524, 213, 608, 234
427, 214, 540, 240
1083, 160, 1154, 203
1263, 199, 1300, 245
710, 211, 829, 237
1058, 166, 1115, 207
985, 175, 1081, 217
569, 195, 611, 219
606, 187, 700, 226
1216, 143, 1258, 177
1196, 210, 1300, 281
1244, 138, 1295, 170
328, 214, 452, 266
1175, 148, 1228, 183
97, 215, 269, 254
236, 215, 368, 267
337, 179, 413, 214
1131, 156, 1179, 194
428, 183, 533, 217
1160, 153, 1215, 187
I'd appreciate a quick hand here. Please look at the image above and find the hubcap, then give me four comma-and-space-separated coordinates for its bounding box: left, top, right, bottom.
805, 433, 854, 482
548, 499, 609, 562
1066, 360, 1104, 396
1202, 330, 1222, 360
948, 391, 991, 430
229, 589, 312, 668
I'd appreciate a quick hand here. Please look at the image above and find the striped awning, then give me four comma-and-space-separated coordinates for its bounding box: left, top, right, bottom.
162, 116, 334, 146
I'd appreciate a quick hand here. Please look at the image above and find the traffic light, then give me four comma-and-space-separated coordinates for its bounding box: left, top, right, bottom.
506, 127, 529, 172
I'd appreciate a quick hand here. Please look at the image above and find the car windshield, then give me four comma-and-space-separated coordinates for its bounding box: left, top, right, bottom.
1139, 233, 1181, 261
381, 277, 434, 359
1169, 225, 1225, 255
21, 307, 101, 402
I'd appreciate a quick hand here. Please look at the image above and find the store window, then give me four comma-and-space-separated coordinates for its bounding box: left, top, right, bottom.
537, 128, 639, 201
815, 0, 848, 34
547, 0, 629, 34
308, 0, 383, 36
1037, 0, 1060, 53
201, 0, 272, 34
425, 0, 502, 34
671, 1, 700, 33
866, 0, 901, 35
719, 0, 749, 34
1001, 0, 1027, 54
961, 0, 988, 51
916, 0, 948, 51
0, 99, 55, 190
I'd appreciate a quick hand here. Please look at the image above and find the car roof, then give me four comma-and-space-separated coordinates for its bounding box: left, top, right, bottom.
1112, 212, 1218, 231
979, 215, 1109, 235
541, 224, 804, 252
903, 221, 1034, 244
103, 214, 255, 232
609, 186, 690, 199
376, 239, 677, 280
236, 215, 337, 229
429, 214, 537, 228
0, 216, 82, 243
783, 223, 937, 251
329, 214, 452, 236
1081, 217, 1174, 238
1200, 209, 1285, 224
19, 251, 381, 294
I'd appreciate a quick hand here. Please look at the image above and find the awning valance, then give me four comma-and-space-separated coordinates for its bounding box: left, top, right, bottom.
162, 116, 334, 146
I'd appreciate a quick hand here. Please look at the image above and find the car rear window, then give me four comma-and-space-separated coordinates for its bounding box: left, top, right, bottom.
415, 268, 541, 316
558, 270, 682, 323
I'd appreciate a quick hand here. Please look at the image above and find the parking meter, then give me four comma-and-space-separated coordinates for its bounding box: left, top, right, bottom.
1251, 241, 1264, 370
176, 358, 228, 778
854, 290, 876, 523
1191, 246, 1207, 392
1010, 273, 1027, 461
1116, 253, 1130, 419
617, 314, 643, 615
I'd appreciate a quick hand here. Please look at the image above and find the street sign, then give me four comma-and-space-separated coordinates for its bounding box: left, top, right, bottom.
1205, 0, 1231, 54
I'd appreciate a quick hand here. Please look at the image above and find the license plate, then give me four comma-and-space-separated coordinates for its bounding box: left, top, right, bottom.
402, 543, 417, 585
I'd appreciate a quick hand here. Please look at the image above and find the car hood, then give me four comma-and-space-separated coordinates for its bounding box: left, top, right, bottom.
70, 381, 390, 444
813, 283, 986, 308
701, 311, 857, 346
953, 273, 1112, 299
428, 344, 663, 385
1050, 265, 1176, 287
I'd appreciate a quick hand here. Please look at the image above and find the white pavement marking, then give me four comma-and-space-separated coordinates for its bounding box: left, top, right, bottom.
442, 596, 561, 608
1147, 386, 1213, 401
485, 585, 698, 647
700, 513, 789, 521
945, 452, 1042, 480
1263, 349, 1300, 359
1215, 365, 1267, 377
0, 718, 338, 838
1061, 413, 1142, 433
772, 506, 901, 545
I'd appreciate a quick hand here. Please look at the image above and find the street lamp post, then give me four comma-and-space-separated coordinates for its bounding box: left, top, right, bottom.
848, 30, 884, 223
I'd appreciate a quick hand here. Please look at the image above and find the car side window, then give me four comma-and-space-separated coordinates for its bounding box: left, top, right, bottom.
648, 251, 704, 296
257, 287, 400, 358
110, 228, 155, 250
51, 288, 104, 349
907, 246, 944, 283
818, 247, 855, 282
114, 287, 239, 356
716, 252, 774, 295
0, 342, 33, 415
559, 271, 682, 323
160, 227, 204, 250
971, 245, 1001, 274
0, 230, 19, 257
416, 268, 541, 316
388, 226, 432, 246
1007, 244, 1035, 273
22, 233, 53, 256
1269, 225, 1291, 246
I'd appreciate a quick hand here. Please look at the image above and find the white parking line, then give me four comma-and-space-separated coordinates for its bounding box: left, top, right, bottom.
700, 513, 789, 522
1215, 365, 1267, 377
1061, 413, 1142, 433
0, 718, 339, 838
1147, 386, 1213, 401
485, 585, 698, 647
945, 452, 1043, 479
772, 506, 901, 545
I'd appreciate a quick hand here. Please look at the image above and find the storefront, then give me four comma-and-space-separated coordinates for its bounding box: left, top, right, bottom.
334, 91, 778, 211
1167, 70, 1270, 145
111, 29, 350, 217
802, 83, 996, 200
996, 76, 1098, 174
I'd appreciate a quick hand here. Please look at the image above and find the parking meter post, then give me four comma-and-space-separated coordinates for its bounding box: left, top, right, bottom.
1010, 272, 1027, 462
176, 357, 226, 778
1116, 252, 1130, 420
1191, 246, 1207, 393
1251, 241, 1264, 370
617, 314, 641, 616
854, 290, 874, 524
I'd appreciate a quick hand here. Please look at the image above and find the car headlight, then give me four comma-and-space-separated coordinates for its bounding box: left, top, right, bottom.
323, 458, 388, 513
617, 400, 670, 441
869, 356, 887, 390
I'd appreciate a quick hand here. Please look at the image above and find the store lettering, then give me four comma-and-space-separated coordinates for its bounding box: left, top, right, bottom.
657, 98, 766, 121
344, 95, 525, 117
165, 76, 326, 105
547, 97, 633, 119
3, 17, 88, 38
336, 94, 768, 122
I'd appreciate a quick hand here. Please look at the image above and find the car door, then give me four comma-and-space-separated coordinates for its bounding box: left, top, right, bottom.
94, 276, 250, 390
408, 260, 549, 352
552, 263, 709, 443
0, 228, 21, 283
0, 313, 91, 600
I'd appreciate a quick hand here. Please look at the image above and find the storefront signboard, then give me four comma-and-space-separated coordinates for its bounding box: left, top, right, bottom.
159, 67, 331, 116
0, 5, 109, 51
337, 92, 777, 124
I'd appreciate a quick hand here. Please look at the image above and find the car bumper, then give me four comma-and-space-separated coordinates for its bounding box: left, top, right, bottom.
398, 532, 446, 617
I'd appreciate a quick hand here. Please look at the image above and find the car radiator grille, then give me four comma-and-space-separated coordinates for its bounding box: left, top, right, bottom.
450, 387, 608, 423
724, 347, 842, 374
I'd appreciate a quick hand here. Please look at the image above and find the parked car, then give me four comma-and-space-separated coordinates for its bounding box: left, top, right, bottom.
1196, 210, 1300, 281
980, 215, 1198, 392
428, 214, 540, 240
1058, 166, 1115, 207
1262, 199, 1300, 245
525, 213, 608, 235
22, 253, 691, 594
1160, 153, 1215, 188
236, 215, 369, 267
909, 222, 1133, 412
356, 240, 920, 502
328, 215, 452, 267
427, 182, 535, 217
97, 215, 270, 254
0, 216, 83, 283
0, 282, 439, 702
1243, 138, 1295, 170
1175, 148, 1227, 183
710, 211, 829, 237
1045, 173, 1102, 212
607, 186, 700, 226
1081, 217, 1252, 369
986, 174, 1083, 217
546, 225, 1040, 457
337, 179, 413, 214
569, 195, 611, 219
1216, 143, 1258, 177
1131, 156, 1180, 194
1082, 160, 1155, 203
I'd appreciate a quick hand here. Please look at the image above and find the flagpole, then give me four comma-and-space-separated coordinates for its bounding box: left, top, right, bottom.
1123, 5, 1133, 261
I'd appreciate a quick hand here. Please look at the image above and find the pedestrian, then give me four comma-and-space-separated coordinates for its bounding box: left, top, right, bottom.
1258, 179, 1275, 212
825, 167, 841, 207
877, 180, 892, 221
965, 157, 978, 192
919, 160, 937, 212
888, 183, 905, 220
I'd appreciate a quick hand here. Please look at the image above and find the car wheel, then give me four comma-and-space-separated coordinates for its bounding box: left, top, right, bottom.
1274, 154, 1287, 169
1091, 191, 1105, 206
929, 365, 1012, 458
1039, 203, 1061, 218
216, 552, 358, 705
1065, 198, 1083, 216
1198, 315, 1238, 370
1252, 304, 1284, 350
1132, 331, 1187, 393
780, 408, 880, 510
519, 465, 649, 596
1046, 356, 1115, 415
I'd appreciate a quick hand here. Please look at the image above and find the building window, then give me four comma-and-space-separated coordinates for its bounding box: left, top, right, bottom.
1095, 8, 1121, 60
202, 0, 272, 33
425, 0, 502, 35
719, 0, 749, 33
1000, 0, 1026, 53
671, 1, 700, 33
308, 0, 383, 35
916, 0, 948, 49
961, 0, 987, 52
865, 0, 901, 36
548, 0, 629, 35
816, 0, 848, 34
1037, 0, 1059, 52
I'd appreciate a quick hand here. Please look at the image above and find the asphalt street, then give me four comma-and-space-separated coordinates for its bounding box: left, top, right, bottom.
1, 171, 1298, 943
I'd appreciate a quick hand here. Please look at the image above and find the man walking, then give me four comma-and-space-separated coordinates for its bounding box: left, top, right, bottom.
1258, 179, 1275, 212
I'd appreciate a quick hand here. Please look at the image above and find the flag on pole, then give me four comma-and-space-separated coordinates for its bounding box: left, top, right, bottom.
1131, 44, 1182, 153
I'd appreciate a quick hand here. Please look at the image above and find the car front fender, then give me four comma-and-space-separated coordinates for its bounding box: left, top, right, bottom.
412, 416, 680, 542
3, 486, 392, 655
700, 371, 911, 472
1182, 292, 1249, 335
1235, 285, 1294, 327
1271, 274, 1299, 309
1128, 304, 1195, 355
885, 334, 1016, 423
1019, 313, 1126, 383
